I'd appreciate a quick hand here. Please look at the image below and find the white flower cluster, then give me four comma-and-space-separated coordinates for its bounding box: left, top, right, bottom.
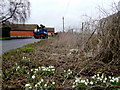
72, 73, 120, 89
22, 56, 27, 59
31, 65, 55, 74
91, 73, 107, 83
25, 78, 56, 89
25, 83, 32, 89
69, 49, 78, 54
72, 77, 92, 88
14, 63, 28, 71
64, 69, 73, 78
91, 73, 120, 84
41, 66, 55, 72
110, 76, 120, 83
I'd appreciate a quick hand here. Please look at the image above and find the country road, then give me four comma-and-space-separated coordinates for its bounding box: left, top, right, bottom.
1, 38, 41, 55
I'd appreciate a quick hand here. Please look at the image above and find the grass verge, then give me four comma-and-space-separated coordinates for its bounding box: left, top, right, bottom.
0, 37, 32, 40
2, 35, 120, 89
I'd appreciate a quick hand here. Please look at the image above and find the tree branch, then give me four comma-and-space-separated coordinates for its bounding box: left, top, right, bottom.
2, 5, 17, 23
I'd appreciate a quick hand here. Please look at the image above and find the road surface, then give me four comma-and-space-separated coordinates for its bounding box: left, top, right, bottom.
1, 38, 40, 55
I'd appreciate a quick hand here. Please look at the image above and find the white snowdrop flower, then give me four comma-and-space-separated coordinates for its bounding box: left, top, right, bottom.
68, 69, 71, 72
52, 82, 55, 85
109, 76, 112, 79
25, 84, 31, 87
48, 69, 51, 71
35, 84, 38, 87
101, 75, 104, 79
94, 75, 97, 77
90, 81, 93, 85
72, 85, 75, 88
86, 79, 89, 82
41, 79, 44, 82
70, 71, 72, 74
85, 82, 88, 85
22, 56, 25, 59
32, 75, 35, 79
97, 74, 99, 77
103, 80, 106, 83
29, 86, 32, 89
44, 84, 47, 87
97, 77, 101, 80
112, 77, 115, 80
38, 67, 41, 69
115, 78, 119, 82
41, 66, 45, 69
52, 69, 55, 71
27, 72, 29, 74
31, 69, 33, 71
92, 76, 95, 79
64, 70, 66, 72
110, 79, 114, 82
35, 68, 38, 71
43, 68, 47, 71
22, 56, 27, 59
81, 80, 85, 83
100, 78, 102, 81
75, 79, 79, 83
17, 66, 20, 69
37, 81, 41, 85
104, 77, 107, 81
49, 66, 54, 68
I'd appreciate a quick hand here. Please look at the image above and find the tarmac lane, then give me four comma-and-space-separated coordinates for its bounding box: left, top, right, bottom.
1, 38, 40, 55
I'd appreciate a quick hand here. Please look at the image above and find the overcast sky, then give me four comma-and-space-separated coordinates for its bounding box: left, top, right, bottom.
26, 0, 119, 32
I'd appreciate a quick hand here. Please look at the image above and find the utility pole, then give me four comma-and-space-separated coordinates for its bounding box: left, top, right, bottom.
62, 17, 64, 32
81, 22, 84, 32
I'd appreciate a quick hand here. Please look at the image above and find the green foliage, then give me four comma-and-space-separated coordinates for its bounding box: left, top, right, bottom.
20, 46, 34, 51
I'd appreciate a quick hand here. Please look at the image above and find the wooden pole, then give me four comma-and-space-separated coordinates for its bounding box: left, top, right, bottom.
62, 17, 64, 32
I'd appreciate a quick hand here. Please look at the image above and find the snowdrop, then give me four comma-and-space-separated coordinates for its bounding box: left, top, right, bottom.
41, 79, 44, 82
31, 69, 33, 71
72, 85, 75, 88
25, 84, 31, 87
97, 74, 99, 77
52, 82, 55, 85
81, 80, 86, 83
32, 75, 35, 79
52, 69, 55, 71
35, 84, 38, 87
75, 79, 79, 83
89, 81, 94, 85
104, 77, 107, 81
49, 66, 54, 68
35, 68, 38, 71
22, 56, 26, 59
44, 84, 47, 87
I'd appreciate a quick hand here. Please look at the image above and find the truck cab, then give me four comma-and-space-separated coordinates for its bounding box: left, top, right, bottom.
33, 28, 48, 39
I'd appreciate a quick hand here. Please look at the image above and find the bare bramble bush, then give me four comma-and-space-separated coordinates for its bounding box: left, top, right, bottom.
52, 3, 120, 76
96, 11, 120, 65
53, 32, 83, 49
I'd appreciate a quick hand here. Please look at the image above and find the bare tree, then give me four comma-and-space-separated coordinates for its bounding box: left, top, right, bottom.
0, 0, 30, 24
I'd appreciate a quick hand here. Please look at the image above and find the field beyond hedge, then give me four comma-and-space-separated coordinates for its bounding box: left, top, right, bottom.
2, 34, 120, 89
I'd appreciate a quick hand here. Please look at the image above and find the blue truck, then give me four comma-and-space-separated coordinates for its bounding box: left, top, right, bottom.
33, 25, 48, 39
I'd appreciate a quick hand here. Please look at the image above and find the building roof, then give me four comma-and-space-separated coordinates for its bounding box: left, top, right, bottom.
45, 27, 54, 32
10, 24, 38, 31
0, 24, 55, 32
